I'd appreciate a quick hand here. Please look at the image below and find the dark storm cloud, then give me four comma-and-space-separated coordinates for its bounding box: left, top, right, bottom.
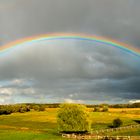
0, 40, 140, 104
0, 0, 140, 46
0, 0, 140, 104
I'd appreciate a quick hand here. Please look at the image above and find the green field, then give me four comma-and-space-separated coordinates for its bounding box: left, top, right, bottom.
0, 108, 139, 140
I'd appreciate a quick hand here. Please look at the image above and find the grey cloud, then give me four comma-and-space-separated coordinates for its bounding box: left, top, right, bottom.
0, 40, 140, 104
0, 0, 140, 46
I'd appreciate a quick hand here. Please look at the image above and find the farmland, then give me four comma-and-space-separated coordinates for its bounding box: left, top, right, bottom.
0, 108, 139, 140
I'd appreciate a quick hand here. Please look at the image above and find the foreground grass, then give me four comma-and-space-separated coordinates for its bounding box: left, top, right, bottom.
0, 108, 139, 140
106, 128, 140, 136
0, 130, 68, 140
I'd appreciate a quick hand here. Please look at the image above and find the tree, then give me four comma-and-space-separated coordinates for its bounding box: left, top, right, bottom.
19, 105, 30, 113
57, 103, 91, 133
113, 118, 123, 128
102, 106, 108, 112
93, 106, 100, 112
0, 106, 12, 115
33, 105, 40, 111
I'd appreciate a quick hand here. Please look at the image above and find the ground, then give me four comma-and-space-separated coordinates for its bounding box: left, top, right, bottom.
0, 108, 139, 140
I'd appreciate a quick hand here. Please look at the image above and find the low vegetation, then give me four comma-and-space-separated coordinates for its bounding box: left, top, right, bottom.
112, 118, 123, 128
0, 103, 139, 139
0, 104, 46, 115
57, 103, 91, 133
93, 105, 109, 112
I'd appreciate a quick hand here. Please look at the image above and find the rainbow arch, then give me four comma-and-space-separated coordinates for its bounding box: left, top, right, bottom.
0, 33, 140, 57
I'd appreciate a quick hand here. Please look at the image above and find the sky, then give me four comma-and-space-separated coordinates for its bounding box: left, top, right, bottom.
0, 0, 140, 104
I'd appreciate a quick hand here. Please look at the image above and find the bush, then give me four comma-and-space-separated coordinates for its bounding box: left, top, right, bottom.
0, 104, 31, 115
113, 118, 123, 128
19, 105, 30, 113
32, 105, 40, 111
38, 105, 46, 111
57, 103, 91, 133
93, 106, 100, 112
0, 106, 12, 115
102, 106, 108, 112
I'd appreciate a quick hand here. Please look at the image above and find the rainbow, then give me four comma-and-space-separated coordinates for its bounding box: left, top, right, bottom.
0, 33, 140, 57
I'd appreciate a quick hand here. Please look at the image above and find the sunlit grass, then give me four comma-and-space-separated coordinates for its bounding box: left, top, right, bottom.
0, 108, 139, 139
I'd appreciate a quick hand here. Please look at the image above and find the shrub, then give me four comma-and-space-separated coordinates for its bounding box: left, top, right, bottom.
0, 104, 31, 115
33, 105, 40, 111
102, 106, 108, 112
0, 106, 12, 115
38, 105, 46, 111
18, 105, 30, 113
93, 106, 100, 112
113, 118, 123, 128
57, 103, 91, 133
10, 105, 20, 113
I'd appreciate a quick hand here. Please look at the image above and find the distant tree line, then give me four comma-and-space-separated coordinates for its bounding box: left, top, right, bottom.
86, 103, 140, 108
0, 104, 30, 115
0, 102, 139, 115
109, 103, 140, 108
27, 103, 60, 108
0, 104, 46, 115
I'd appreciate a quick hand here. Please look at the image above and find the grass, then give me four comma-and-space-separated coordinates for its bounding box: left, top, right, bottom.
0, 108, 139, 140
0, 130, 68, 140
106, 128, 140, 136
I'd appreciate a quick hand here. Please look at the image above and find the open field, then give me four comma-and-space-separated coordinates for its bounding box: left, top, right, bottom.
0, 108, 139, 140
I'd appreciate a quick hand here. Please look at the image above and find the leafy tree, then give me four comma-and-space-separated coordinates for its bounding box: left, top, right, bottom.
19, 105, 30, 113
33, 105, 40, 111
93, 106, 100, 112
102, 106, 109, 112
113, 118, 123, 128
0, 106, 12, 115
57, 103, 91, 133
99, 104, 109, 108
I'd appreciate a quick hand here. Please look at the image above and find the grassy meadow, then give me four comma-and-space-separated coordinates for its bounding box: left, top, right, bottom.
0, 108, 139, 140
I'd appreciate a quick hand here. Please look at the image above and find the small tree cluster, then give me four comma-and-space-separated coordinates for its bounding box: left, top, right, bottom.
94, 106, 100, 112
30, 105, 46, 111
0, 104, 30, 115
0, 106, 12, 115
93, 105, 108, 112
19, 105, 30, 113
102, 106, 109, 112
57, 103, 91, 133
